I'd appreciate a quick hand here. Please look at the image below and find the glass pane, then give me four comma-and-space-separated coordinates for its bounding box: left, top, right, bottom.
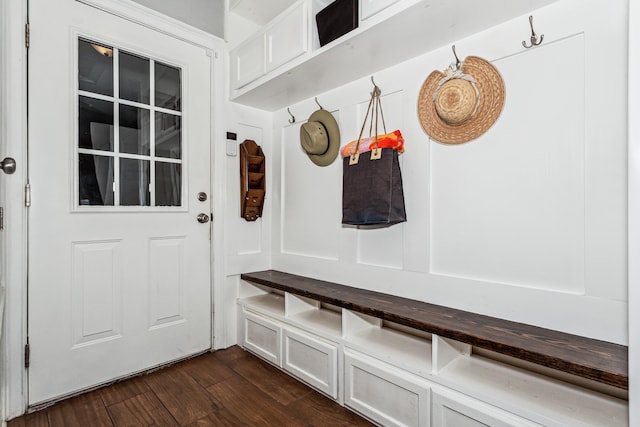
119, 51, 150, 104
120, 105, 150, 155
155, 112, 181, 159
79, 96, 114, 151
155, 162, 182, 206
155, 62, 181, 111
120, 159, 150, 206
78, 39, 113, 97
79, 154, 114, 206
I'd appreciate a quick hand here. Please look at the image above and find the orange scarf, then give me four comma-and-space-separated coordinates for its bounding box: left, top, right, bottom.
340, 130, 405, 158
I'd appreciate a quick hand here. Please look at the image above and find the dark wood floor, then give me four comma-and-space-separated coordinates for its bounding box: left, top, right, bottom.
9, 346, 373, 427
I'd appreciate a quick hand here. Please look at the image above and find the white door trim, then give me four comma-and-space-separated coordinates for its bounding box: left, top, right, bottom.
1, 0, 226, 419
1, 0, 28, 421
77, 0, 224, 49
628, 0, 639, 423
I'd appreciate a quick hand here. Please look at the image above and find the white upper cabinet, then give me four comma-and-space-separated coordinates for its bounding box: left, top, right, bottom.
266, 2, 308, 72
228, 0, 561, 110
230, 34, 265, 89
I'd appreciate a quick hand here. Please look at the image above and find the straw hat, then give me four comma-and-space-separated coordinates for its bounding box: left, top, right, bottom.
417, 56, 505, 144
300, 109, 341, 166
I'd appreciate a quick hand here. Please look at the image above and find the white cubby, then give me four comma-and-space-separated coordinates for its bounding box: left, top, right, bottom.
436, 351, 628, 426
285, 293, 342, 337
343, 310, 432, 376
241, 293, 285, 317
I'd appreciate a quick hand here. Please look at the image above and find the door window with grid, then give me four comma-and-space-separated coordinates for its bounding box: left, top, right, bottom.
77, 38, 183, 207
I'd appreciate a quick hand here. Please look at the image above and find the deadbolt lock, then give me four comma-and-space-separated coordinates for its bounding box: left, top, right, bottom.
197, 192, 207, 202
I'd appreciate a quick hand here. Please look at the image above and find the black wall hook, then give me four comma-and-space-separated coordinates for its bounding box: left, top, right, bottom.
315, 97, 324, 110
523, 15, 544, 48
287, 107, 295, 124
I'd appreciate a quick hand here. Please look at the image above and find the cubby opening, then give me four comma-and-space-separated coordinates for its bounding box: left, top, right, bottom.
343, 310, 432, 376
285, 293, 342, 337
238, 281, 285, 317
435, 345, 628, 426
471, 347, 628, 401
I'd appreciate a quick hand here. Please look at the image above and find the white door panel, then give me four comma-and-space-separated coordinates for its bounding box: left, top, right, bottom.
28, 0, 212, 404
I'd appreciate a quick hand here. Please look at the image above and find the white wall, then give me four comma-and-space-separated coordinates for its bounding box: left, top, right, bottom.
265, 0, 629, 345
217, 100, 273, 348
129, 0, 224, 38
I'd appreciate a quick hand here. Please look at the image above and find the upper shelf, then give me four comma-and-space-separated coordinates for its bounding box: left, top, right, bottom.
229, 0, 558, 111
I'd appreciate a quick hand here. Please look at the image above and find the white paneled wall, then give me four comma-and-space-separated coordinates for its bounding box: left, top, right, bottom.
281, 122, 342, 260
219, 103, 274, 349
431, 35, 585, 293
268, 0, 628, 344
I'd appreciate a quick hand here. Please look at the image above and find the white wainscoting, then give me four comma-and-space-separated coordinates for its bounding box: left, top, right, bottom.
271, 0, 629, 344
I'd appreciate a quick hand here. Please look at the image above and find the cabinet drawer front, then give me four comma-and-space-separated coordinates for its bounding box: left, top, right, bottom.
431, 388, 542, 427
266, 2, 308, 71
360, 0, 400, 21
242, 311, 281, 366
282, 328, 338, 399
344, 350, 430, 427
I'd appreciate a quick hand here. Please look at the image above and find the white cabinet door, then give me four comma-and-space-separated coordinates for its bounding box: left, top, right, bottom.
266, 2, 308, 72
282, 328, 339, 399
344, 349, 430, 427
242, 310, 282, 366
431, 388, 542, 427
230, 34, 265, 89
360, 0, 400, 21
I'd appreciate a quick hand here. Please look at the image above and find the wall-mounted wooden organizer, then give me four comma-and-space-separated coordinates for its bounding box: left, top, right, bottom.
240, 140, 265, 221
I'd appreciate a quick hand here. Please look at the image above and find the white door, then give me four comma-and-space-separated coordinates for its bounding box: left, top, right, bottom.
28, 0, 213, 405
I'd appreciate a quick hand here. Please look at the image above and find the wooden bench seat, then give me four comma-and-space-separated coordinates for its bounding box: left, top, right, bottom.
241, 269, 628, 389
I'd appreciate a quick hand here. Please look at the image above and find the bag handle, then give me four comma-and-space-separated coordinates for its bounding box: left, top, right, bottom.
350, 83, 387, 165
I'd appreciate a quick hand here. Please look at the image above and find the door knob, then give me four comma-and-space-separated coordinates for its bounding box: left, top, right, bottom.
197, 213, 210, 223
0, 157, 16, 174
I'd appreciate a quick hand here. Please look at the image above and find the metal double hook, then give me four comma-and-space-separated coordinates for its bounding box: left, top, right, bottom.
370, 76, 381, 97
523, 15, 544, 48
287, 107, 295, 124
315, 97, 324, 110
451, 45, 462, 70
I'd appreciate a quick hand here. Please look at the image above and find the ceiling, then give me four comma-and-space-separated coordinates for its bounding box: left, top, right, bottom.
228, 0, 297, 25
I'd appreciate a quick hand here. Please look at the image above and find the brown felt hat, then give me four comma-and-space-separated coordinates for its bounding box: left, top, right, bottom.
300, 109, 341, 166
417, 56, 505, 144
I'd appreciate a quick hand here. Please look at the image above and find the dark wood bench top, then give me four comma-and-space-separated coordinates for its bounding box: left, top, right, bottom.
241, 270, 628, 389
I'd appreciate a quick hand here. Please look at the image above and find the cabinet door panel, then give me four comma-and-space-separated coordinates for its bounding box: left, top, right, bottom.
266, 2, 308, 72
282, 328, 338, 399
231, 35, 265, 89
431, 388, 541, 427
344, 350, 430, 427
242, 310, 281, 366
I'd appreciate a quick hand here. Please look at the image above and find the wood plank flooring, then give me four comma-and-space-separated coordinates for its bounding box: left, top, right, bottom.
9, 346, 373, 427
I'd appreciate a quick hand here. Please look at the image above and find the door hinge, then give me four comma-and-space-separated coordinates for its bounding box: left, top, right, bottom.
24, 343, 30, 368
25, 183, 31, 207
25, 23, 30, 49
0, 207, 4, 230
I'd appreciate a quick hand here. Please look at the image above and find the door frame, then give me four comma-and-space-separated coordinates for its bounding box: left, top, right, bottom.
629, 0, 640, 423
1, 0, 227, 419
